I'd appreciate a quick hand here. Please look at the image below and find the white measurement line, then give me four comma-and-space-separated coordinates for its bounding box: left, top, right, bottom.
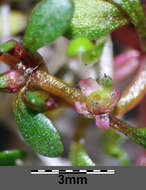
31, 169, 115, 175
87, 172, 114, 174
31, 171, 59, 175
79, 170, 87, 172
65, 170, 73, 172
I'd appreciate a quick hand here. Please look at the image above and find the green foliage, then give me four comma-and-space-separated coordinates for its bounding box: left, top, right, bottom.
82, 36, 107, 65
23, 0, 74, 52
0, 41, 16, 54
101, 75, 113, 90
0, 150, 26, 166
67, 37, 94, 56
24, 90, 50, 112
70, 140, 95, 166
0, 0, 145, 166
103, 129, 131, 166
110, 0, 145, 30
0, 75, 9, 89
66, 0, 128, 40
127, 128, 146, 148
13, 88, 63, 157
67, 36, 107, 65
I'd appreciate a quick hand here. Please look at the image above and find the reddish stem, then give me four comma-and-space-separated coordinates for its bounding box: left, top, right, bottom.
29, 70, 85, 106
114, 55, 146, 116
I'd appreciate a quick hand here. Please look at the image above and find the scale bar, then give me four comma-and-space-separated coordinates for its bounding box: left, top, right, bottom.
31, 169, 115, 175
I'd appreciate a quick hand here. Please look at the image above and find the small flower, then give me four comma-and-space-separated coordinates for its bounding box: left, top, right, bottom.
74, 76, 120, 130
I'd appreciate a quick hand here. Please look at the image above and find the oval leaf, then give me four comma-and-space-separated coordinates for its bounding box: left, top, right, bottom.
0, 150, 26, 166
70, 141, 95, 166
13, 89, 63, 157
23, 0, 74, 52
23, 90, 50, 112
66, 0, 128, 40
67, 37, 94, 56
103, 129, 131, 166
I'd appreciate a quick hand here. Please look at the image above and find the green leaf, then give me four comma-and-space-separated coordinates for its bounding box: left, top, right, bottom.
23, 0, 74, 52
0, 41, 16, 54
0, 74, 9, 89
103, 129, 123, 156
67, 37, 94, 56
25, 91, 47, 107
101, 74, 113, 90
109, 0, 145, 28
67, 36, 107, 65
0, 150, 26, 166
13, 88, 63, 157
23, 90, 50, 112
66, 0, 128, 40
127, 128, 146, 148
119, 152, 131, 166
82, 36, 107, 65
103, 129, 131, 166
70, 140, 95, 166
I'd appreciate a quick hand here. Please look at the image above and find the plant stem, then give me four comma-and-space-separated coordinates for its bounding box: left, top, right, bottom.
30, 69, 85, 106
73, 117, 90, 142
29, 68, 138, 129
109, 114, 133, 135
114, 55, 146, 116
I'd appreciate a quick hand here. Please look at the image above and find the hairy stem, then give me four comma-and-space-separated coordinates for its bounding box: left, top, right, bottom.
29, 68, 140, 134
30, 69, 85, 106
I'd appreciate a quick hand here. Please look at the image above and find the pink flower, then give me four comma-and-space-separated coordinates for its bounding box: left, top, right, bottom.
74, 77, 120, 130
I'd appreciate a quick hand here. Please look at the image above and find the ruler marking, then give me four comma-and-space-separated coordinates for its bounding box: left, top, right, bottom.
31, 169, 115, 175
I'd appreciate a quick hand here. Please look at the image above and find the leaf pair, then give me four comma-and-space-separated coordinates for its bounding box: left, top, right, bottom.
23, 0, 128, 53
23, 0, 145, 53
